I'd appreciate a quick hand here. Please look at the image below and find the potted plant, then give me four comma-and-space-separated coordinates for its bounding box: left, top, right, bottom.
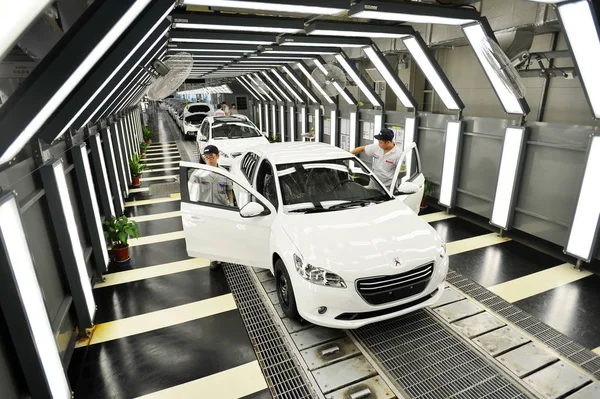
420, 179, 430, 209
143, 126, 153, 144
139, 141, 148, 158
104, 215, 139, 263
129, 154, 146, 187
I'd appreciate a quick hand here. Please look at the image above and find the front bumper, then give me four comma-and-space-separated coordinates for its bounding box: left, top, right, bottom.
291, 256, 449, 329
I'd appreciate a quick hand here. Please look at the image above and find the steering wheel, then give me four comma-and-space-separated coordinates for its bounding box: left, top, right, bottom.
332, 179, 354, 191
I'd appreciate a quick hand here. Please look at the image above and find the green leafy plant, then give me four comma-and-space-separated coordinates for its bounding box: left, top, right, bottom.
423, 179, 430, 198
129, 153, 147, 177
142, 126, 153, 141
103, 215, 139, 248
139, 141, 148, 153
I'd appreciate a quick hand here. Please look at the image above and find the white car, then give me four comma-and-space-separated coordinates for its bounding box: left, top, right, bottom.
180, 142, 448, 329
181, 102, 214, 139
196, 115, 269, 170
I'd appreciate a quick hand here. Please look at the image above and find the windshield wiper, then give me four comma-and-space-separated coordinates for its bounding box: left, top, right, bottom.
327, 199, 381, 210
288, 207, 332, 214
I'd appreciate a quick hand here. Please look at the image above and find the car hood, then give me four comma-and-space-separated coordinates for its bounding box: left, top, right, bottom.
209, 137, 269, 155
281, 199, 444, 281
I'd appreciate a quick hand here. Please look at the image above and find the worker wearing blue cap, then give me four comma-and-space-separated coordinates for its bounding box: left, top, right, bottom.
351, 128, 406, 190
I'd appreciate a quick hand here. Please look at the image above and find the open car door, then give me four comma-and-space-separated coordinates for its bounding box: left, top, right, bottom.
179, 161, 277, 269
389, 143, 425, 214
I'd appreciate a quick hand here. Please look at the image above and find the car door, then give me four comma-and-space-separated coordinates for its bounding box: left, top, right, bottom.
180, 161, 277, 268
389, 143, 425, 214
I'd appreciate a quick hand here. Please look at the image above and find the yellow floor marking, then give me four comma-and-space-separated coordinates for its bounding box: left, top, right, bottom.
129, 231, 185, 247
124, 197, 180, 207
447, 233, 510, 256
421, 211, 457, 223
129, 211, 182, 223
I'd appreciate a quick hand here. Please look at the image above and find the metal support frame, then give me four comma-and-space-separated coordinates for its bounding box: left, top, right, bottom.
0, 191, 73, 399
88, 132, 116, 218
537, 33, 558, 122
100, 127, 125, 216
40, 160, 96, 334
71, 143, 110, 276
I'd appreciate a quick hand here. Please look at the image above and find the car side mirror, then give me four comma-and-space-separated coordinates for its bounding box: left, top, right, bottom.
240, 202, 268, 218
395, 181, 420, 195
199, 134, 207, 141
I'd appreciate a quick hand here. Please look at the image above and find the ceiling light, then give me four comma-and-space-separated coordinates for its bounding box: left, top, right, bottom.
278, 35, 372, 47
348, 0, 479, 26
172, 12, 303, 33
247, 74, 274, 101
335, 53, 382, 107
167, 42, 257, 52
281, 65, 319, 103
439, 121, 464, 208
271, 69, 304, 102
236, 77, 261, 100
295, 62, 334, 104
262, 71, 292, 102
251, 55, 314, 59
363, 45, 416, 109
0, 0, 53, 59
256, 74, 283, 102
263, 45, 340, 55
307, 20, 414, 38
239, 60, 293, 64
462, 22, 529, 115
402, 34, 463, 111
0, 0, 152, 165
182, 0, 348, 15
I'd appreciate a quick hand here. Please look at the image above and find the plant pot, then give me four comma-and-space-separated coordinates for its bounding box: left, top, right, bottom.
112, 245, 130, 263
145, 139, 150, 145
420, 196, 428, 209
141, 153, 146, 158
132, 176, 141, 187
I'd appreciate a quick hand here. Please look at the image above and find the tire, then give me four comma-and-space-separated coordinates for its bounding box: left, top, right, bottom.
275, 259, 300, 320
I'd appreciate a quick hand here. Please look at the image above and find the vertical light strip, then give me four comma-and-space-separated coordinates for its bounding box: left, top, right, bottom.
403, 116, 417, 180
335, 53, 381, 107
301, 106, 307, 136
330, 110, 337, 147
0, 193, 72, 399
565, 134, 600, 261
113, 125, 130, 196
289, 105, 295, 142
373, 113, 383, 143
272, 104, 277, 137
106, 128, 125, 213
52, 161, 96, 319
258, 103, 263, 133
491, 126, 528, 230
439, 121, 463, 208
314, 108, 320, 142
265, 103, 270, 137
349, 111, 358, 150
280, 105, 285, 142
95, 134, 116, 217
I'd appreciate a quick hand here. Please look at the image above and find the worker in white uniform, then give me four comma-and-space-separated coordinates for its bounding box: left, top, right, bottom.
350, 128, 406, 191
188, 144, 234, 270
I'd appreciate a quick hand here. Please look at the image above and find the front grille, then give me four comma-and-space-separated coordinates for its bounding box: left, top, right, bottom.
356, 262, 434, 305
337, 289, 438, 320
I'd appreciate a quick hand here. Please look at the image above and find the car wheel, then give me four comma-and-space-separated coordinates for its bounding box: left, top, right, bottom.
275, 259, 300, 320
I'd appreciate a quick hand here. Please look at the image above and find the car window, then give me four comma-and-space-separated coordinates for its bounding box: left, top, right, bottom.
255, 160, 278, 209
186, 167, 240, 210
212, 122, 262, 140
188, 104, 211, 113
275, 158, 390, 212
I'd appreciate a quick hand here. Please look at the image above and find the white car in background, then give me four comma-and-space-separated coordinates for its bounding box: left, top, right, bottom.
181, 102, 214, 139
196, 115, 269, 170
180, 142, 448, 329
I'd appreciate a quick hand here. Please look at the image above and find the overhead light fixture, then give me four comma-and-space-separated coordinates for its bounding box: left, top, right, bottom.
279, 35, 372, 47
167, 42, 257, 52
439, 121, 464, 208
270, 69, 305, 102
246, 74, 273, 101
462, 21, 530, 115
349, 112, 358, 150
335, 52, 382, 107
236, 77, 261, 100
491, 126, 528, 230
314, 108, 321, 142
280, 105, 286, 142
181, 0, 348, 15
289, 106, 296, 141
239, 60, 292, 64
330, 110, 338, 147
554, 0, 600, 118
41, 160, 96, 327
307, 20, 414, 38
169, 30, 277, 45
402, 34, 464, 111
565, 133, 600, 262
262, 71, 292, 102
262, 45, 341, 55
363, 44, 416, 109
188, 53, 242, 58
295, 62, 334, 104
0, 192, 72, 399
403, 117, 418, 180
254, 73, 281, 101
0, 0, 153, 165
0, 0, 53, 59
251, 55, 314, 60
348, 0, 479, 26
172, 12, 303, 33
281, 64, 319, 103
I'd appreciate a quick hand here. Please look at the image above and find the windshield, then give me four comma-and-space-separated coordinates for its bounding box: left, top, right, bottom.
188, 104, 211, 113
276, 158, 391, 213
212, 122, 262, 139
185, 114, 207, 124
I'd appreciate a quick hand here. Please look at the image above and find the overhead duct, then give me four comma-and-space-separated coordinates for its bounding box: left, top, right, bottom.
496, 26, 535, 67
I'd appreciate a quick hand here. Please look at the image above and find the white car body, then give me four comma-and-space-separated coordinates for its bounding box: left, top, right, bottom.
180, 142, 448, 329
181, 102, 214, 139
196, 115, 269, 169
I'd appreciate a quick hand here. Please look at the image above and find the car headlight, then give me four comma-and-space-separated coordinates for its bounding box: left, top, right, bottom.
293, 254, 347, 288
219, 151, 230, 158
438, 244, 447, 258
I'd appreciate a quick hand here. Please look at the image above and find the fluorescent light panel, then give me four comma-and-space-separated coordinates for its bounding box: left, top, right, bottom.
254, 73, 281, 101
106, 129, 125, 212
565, 134, 600, 261
557, 1, 600, 118
278, 35, 372, 47
0, 0, 152, 164
270, 69, 304, 102
181, 0, 348, 15
349, 112, 357, 149
0, 193, 72, 399
295, 62, 334, 104
272, 104, 277, 135
172, 12, 303, 33
306, 20, 414, 38
280, 105, 285, 141
263, 45, 341, 55
94, 134, 116, 217
363, 46, 415, 108
439, 121, 463, 208
491, 126, 527, 229
373, 113, 383, 143
262, 71, 292, 102
251, 55, 313, 59
403, 117, 417, 179
282, 65, 318, 103
170, 37, 274, 45
330, 110, 337, 147
314, 108, 320, 141
335, 53, 381, 107
301, 107, 306, 136
258, 103, 263, 132
289, 106, 295, 141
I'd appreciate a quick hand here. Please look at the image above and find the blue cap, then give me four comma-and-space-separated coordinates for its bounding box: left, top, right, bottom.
374, 128, 395, 141
202, 145, 219, 155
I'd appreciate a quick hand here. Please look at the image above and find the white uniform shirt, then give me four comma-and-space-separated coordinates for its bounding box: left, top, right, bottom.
364, 143, 405, 189
188, 166, 233, 206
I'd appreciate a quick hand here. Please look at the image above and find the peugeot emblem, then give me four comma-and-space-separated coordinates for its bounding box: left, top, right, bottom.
393, 257, 401, 267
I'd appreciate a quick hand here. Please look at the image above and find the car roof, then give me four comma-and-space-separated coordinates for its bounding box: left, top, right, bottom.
250, 142, 352, 165
208, 115, 250, 124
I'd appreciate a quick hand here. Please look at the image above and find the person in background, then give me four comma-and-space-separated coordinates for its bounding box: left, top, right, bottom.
214, 103, 226, 117
230, 104, 238, 115
221, 101, 230, 116
350, 128, 405, 191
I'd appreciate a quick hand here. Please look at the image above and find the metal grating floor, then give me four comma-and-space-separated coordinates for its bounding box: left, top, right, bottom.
223, 263, 316, 399
352, 310, 528, 399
